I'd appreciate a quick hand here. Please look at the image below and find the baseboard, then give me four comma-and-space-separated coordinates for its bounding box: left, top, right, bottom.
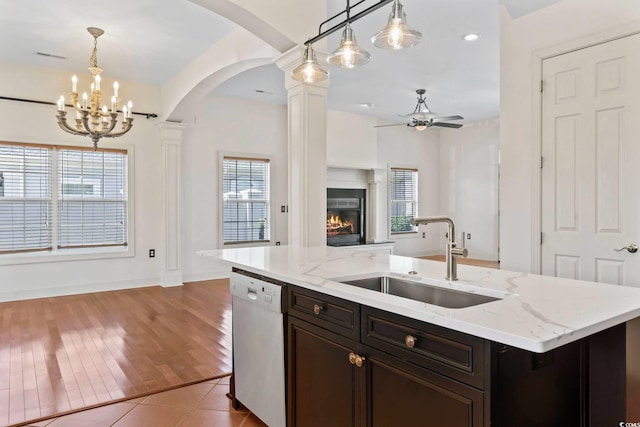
182, 270, 231, 283
0, 277, 161, 303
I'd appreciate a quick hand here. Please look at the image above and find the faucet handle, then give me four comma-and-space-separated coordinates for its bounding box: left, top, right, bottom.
450, 243, 468, 258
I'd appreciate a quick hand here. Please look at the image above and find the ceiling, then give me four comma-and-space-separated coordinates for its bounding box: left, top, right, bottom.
0, 0, 562, 125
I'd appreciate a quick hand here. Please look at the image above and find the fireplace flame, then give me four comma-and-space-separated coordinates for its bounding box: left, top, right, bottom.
327, 214, 354, 236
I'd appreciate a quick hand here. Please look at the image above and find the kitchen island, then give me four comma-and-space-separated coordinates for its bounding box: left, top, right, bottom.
199, 245, 640, 426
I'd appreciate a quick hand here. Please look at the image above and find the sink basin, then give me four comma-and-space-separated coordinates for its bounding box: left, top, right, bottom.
339, 276, 500, 309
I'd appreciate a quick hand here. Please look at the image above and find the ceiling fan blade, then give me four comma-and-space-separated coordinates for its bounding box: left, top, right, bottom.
432, 122, 463, 129
374, 123, 408, 128
432, 115, 464, 122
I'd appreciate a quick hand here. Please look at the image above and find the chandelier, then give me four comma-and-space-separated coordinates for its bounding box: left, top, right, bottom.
56, 27, 133, 150
291, 0, 421, 83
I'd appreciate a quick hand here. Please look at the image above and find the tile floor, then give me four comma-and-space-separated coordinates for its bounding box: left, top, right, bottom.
23, 376, 267, 427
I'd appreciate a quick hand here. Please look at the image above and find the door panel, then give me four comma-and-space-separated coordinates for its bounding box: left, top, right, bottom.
541, 34, 640, 286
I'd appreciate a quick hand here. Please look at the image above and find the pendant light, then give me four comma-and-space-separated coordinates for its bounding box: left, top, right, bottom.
291, 45, 329, 83
371, 0, 422, 50
327, 23, 370, 69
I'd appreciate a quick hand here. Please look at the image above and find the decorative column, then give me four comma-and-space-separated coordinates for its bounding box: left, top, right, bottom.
157, 122, 185, 287
368, 168, 388, 243
276, 47, 329, 247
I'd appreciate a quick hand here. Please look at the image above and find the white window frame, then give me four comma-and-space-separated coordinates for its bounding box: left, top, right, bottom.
389, 166, 418, 235
0, 141, 135, 266
219, 152, 273, 248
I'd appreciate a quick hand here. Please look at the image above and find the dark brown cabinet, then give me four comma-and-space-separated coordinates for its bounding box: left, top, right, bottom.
286, 284, 626, 427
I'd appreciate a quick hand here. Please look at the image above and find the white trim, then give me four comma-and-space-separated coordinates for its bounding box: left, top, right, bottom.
0, 144, 135, 266
218, 150, 275, 248
530, 19, 640, 274
182, 270, 231, 283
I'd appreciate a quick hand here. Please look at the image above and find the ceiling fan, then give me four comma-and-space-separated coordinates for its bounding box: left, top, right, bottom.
375, 89, 464, 131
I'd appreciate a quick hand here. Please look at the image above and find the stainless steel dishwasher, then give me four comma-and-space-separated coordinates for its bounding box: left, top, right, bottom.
230, 271, 286, 427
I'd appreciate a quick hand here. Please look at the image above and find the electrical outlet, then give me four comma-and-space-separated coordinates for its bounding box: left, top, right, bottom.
281, 205, 286, 213
467, 233, 471, 240
275, 241, 281, 246
422, 232, 426, 238
149, 249, 155, 258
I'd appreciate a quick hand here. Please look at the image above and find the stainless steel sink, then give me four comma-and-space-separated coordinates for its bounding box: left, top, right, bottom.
339, 276, 500, 308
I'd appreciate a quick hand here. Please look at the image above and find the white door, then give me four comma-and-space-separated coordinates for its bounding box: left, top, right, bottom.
541, 34, 640, 286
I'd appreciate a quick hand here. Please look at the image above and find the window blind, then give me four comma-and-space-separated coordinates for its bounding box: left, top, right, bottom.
0, 143, 52, 253
389, 167, 418, 233
58, 149, 128, 248
223, 157, 270, 244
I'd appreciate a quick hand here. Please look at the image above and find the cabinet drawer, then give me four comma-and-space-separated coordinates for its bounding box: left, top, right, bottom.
362, 306, 486, 389
288, 286, 360, 340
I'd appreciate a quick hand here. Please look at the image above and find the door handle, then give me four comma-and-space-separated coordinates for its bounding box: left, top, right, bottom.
614, 244, 638, 253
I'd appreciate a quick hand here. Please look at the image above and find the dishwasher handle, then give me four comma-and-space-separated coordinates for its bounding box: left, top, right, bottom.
247, 288, 258, 300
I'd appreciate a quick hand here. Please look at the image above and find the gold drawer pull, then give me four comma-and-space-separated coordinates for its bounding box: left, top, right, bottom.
313, 304, 323, 315
348, 352, 357, 365
405, 335, 417, 348
348, 352, 365, 368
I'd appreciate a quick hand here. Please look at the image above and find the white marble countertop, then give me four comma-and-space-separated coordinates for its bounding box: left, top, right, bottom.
198, 245, 640, 353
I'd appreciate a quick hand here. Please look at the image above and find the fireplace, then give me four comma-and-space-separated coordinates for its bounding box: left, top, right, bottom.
327, 188, 365, 246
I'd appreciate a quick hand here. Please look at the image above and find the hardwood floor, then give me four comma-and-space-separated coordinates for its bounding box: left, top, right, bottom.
420, 255, 500, 269
0, 279, 233, 427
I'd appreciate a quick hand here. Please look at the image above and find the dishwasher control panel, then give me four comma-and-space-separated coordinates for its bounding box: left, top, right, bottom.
230, 272, 283, 313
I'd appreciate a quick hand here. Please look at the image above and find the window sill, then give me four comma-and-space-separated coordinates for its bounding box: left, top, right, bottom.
390, 231, 419, 239
222, 241, 271, 248
0, 246, 134, 266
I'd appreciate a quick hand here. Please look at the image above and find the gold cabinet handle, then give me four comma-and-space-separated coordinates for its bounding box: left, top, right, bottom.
355, 355, 365, 368
313, 303, 323, 315
405, 335, 417, 348
348, 352, 357, 365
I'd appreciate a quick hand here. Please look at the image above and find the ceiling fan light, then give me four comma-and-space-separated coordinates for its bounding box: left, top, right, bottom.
372, 0, 422, 50
327, 24, 370, 69
291, 45, 329, 83
415, 124, 427, 131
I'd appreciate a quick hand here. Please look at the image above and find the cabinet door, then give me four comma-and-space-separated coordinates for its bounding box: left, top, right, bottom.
288, 316, 365, 427
363, 345, 484, 427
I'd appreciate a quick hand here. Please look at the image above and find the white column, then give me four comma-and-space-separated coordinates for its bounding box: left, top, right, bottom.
276, 47, 329, 247
368, 168, 389, 243
156, 122, 185, 287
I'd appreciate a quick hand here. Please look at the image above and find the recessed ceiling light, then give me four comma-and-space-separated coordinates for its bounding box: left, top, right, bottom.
462, 33, 480, 42
254, 89, 272, 94
359, 103, 374, 108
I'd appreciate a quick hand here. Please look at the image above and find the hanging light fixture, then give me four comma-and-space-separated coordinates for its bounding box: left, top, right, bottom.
291, 45, 329, 83
327, 23, 370, 69
371, 0, 422, 49
56, 27, 134, 150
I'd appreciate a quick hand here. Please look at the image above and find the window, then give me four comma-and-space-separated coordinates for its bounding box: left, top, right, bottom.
0, 143, 52, 253
389, 167, 418, 234
222, 157, 270, 244
0, 141, 128, 255
58, 149, 128, 249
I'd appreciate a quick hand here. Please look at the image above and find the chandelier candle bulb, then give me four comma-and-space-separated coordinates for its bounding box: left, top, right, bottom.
127, 101, 132, 118
82, 92, 88, 109
71, 75, 78, 92
111, 96, 116, 112
95, 74, 101, 91
113, 81, 119, 98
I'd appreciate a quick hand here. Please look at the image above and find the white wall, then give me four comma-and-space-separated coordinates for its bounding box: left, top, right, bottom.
327, 110, 378, 169
180, 95, 289, 281
440, 120, 499, 261
0, 62, 165, 301
499, 0, 640, 272
377, 124, 442, 257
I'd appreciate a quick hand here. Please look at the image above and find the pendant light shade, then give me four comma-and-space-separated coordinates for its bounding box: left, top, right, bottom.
371, 0, 421, 50
327, 23, 370, 69
291, 45, 329, 83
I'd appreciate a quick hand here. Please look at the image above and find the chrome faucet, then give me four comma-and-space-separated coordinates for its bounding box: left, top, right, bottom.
411, 216, 468, 281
